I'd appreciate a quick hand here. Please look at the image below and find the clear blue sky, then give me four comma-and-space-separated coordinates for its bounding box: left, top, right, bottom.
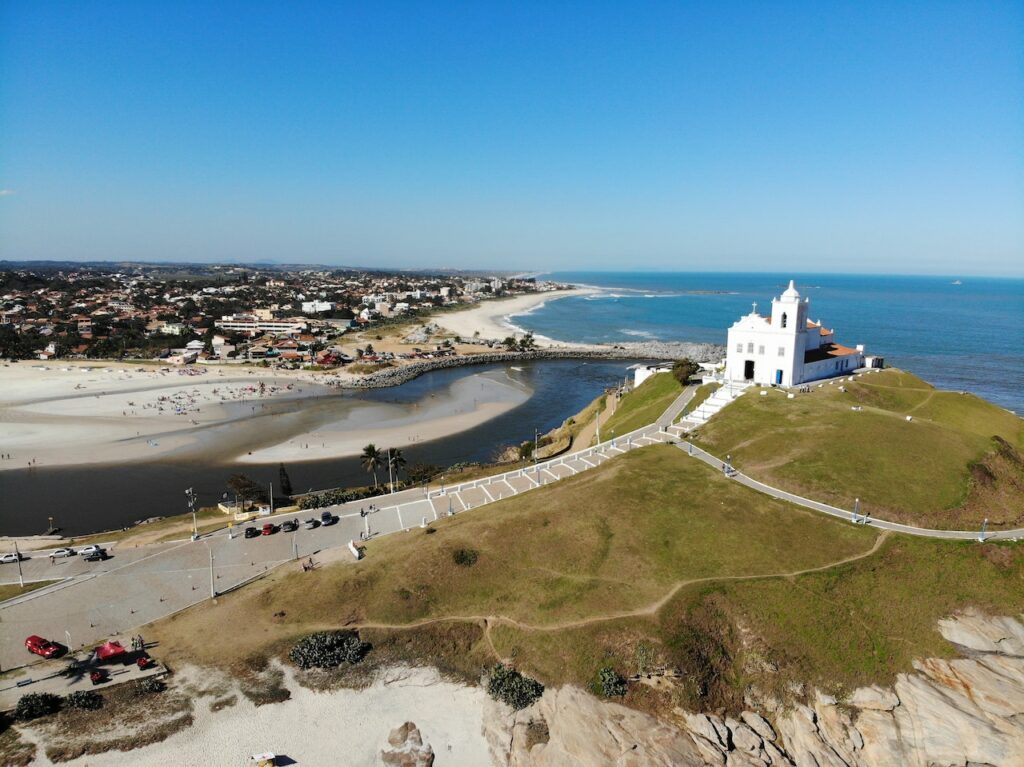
1, 1, 1022, 275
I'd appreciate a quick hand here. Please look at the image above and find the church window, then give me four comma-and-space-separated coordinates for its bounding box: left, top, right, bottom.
736, 343, 742, 353
747, 342, 754, 353
758, 345, 765, 355
778, 347, 785, 356
781, 312, 788, 328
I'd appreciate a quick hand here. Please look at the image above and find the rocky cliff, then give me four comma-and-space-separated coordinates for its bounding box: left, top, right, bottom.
483, 610, 1024, 766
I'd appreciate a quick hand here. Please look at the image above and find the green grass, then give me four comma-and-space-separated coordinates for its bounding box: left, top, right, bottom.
601, 373, 684, 436
151, 438, 1024, 718
0, 580, 58, 603
693, 369, 1023, 529
679, 382, 720, 419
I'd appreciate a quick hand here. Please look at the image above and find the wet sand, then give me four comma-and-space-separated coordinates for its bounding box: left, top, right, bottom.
0, 361, 529, 471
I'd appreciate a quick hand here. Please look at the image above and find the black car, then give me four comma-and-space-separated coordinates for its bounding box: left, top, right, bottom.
320, 510, 336, 525
281, 519, 299, 533
243, 526, 259, 539
83, 550, 107, 562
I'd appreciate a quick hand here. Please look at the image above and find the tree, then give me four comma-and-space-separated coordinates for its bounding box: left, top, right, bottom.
518, 332, 536, 351
672, 358, 700, 385
596, 666, 627, 697
386, 447, 406, 478
361, 444, 382, 487
227, 473, 268, 507
278, 463, 293, 497
406, 463, 441, 485
289, 631, 370, 669
502, 336, 518, 351
486, 664, 544, 710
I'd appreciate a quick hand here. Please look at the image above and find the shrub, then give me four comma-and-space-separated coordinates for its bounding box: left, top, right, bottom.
486, 664, 544, 710
140, 676, 166, 694
452, 548, 478, 567
672, 358, 700, 385
289, 631, 370, 670
64, 690, 103, 710
15, 692, 62, 720
596, 666, 627, 697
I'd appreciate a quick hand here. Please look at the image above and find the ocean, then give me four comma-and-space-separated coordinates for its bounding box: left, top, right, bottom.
513, 272, 1024, 415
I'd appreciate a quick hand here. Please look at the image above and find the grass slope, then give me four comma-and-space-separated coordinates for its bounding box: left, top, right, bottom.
149, 441, 1023, 716
601, 373, 683, 436
693, 369, 1024, 529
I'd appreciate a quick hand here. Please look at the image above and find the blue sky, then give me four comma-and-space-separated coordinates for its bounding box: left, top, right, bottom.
1, 1, 1022, 275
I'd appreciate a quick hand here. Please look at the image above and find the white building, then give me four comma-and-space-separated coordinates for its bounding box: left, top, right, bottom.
301, 300, 333, 314
725, 280, 867, 387
216, 314, 307, 336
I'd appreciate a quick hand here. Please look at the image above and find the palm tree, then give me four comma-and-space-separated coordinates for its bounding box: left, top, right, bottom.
386, 448, 407, 492
361, 443, 382, 488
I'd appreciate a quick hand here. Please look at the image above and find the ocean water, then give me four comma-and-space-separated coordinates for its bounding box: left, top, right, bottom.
514, 272, 1024, 414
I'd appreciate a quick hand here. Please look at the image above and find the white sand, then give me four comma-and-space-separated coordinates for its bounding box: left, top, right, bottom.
34, 665, 497, 767
432, 288, 597, 345
0, 361, 529, 471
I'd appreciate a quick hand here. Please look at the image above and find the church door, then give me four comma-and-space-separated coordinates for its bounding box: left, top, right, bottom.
744, 360, 755, 380
775, 369, 783, 385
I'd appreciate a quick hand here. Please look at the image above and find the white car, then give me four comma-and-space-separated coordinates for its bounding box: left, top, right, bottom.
50, 548, 76, 558
1, 552, 23, 564
79, 545, 104, 556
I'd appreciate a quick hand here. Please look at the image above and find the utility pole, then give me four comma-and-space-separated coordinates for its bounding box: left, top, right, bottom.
534, 428, 539, 469
14, 541, 23, 588
269, 481, 274, 515
595, 406, 601, 445
186, 487, 197, 541
209, 547, 215, 598
853, 497, 861, 523
979, 518, 989, 542
388, 449, 394, 494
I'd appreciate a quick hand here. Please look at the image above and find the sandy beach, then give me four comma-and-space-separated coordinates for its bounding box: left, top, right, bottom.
0, 361, 529, 472
432, 287, 598, 345
26, 665, 498, 767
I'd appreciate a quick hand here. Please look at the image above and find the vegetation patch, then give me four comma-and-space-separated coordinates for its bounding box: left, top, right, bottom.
452, 548, 479, 567
0, 715, 35, 767
487, 664, 545, 710
289, 631, 371, 670
693, 369, 1024, 528
601, 372, 683, 436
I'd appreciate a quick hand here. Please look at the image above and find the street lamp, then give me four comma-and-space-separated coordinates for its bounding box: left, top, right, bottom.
186, 487, 198, 541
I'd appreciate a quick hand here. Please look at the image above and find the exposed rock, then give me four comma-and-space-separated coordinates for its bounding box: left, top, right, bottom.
685, 712, 728, 749
938, 609, 1024, 655
845, 686, 898, 711
740, 711, 777, 742
381, 721, 434, 767
726, 718, 763, 755
498, 685, 707, 766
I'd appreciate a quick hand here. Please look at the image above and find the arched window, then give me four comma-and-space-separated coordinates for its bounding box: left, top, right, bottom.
781, 312, 788, 328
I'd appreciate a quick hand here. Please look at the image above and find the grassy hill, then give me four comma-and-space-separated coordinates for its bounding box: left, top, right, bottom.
599, 372, 684, 437
150, 442, 1023, 715
692, 369, 1024, 529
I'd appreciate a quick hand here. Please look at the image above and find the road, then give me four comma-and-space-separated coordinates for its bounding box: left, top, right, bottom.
2, 381, 1020, 673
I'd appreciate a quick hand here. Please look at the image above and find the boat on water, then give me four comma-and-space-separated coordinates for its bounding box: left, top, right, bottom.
951, 279, 963, 285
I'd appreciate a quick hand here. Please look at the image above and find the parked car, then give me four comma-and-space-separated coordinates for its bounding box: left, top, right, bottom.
281, 519, 298, 533
1, 552, 24, 564
79, 545, 104, 556
261, 523, 275, 536
83, 550, 108, 562
25, 635, 61, 659
50, 547, 76, 558
243, 526, 259, 539
320, 511, 336, 526
303, 518, 319, 530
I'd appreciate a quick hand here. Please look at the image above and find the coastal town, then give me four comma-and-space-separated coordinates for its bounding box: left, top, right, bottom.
0, 264, 560, 366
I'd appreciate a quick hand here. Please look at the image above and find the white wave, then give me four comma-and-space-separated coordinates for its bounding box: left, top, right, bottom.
620, 329, 659, 339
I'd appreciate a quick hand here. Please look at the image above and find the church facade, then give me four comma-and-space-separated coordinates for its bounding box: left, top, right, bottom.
725, 280, 866, 387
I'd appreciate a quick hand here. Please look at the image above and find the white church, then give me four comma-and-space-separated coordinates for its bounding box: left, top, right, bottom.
725, 280, 873, 387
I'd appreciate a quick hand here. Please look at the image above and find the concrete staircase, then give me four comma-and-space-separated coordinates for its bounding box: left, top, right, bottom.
672, 381, 751, 432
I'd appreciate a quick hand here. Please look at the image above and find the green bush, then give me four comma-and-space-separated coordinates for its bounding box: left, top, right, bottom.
15, 692, 62, 720
486, 664, 544, 710
596, 666, 627, 697
296, 486, 386, 510
452, 548, 479, 567
289, 631, 371, 670
64, 690, 103, 710
140, 676, 166, 694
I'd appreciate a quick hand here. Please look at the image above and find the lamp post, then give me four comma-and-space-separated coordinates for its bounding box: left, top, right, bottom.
186, 487, 197, 541
979, 517, 989, 542
387, 449, 394, 494
209, 546, 216, 598
14, 541, 23, 588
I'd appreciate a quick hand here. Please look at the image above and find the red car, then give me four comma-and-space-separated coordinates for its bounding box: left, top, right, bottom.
25, 635, 60, 659
261, 523, 275, 536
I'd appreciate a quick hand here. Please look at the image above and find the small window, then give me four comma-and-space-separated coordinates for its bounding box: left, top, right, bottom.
747, 342, 754, 353
781, 312, 788, 328
736, 343, 743, 353
778, 347, 785, 357
758, 345, 765, 355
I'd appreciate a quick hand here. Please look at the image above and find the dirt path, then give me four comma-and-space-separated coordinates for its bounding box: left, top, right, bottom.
350, 531, 889, 657
574, 391, 618, 449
